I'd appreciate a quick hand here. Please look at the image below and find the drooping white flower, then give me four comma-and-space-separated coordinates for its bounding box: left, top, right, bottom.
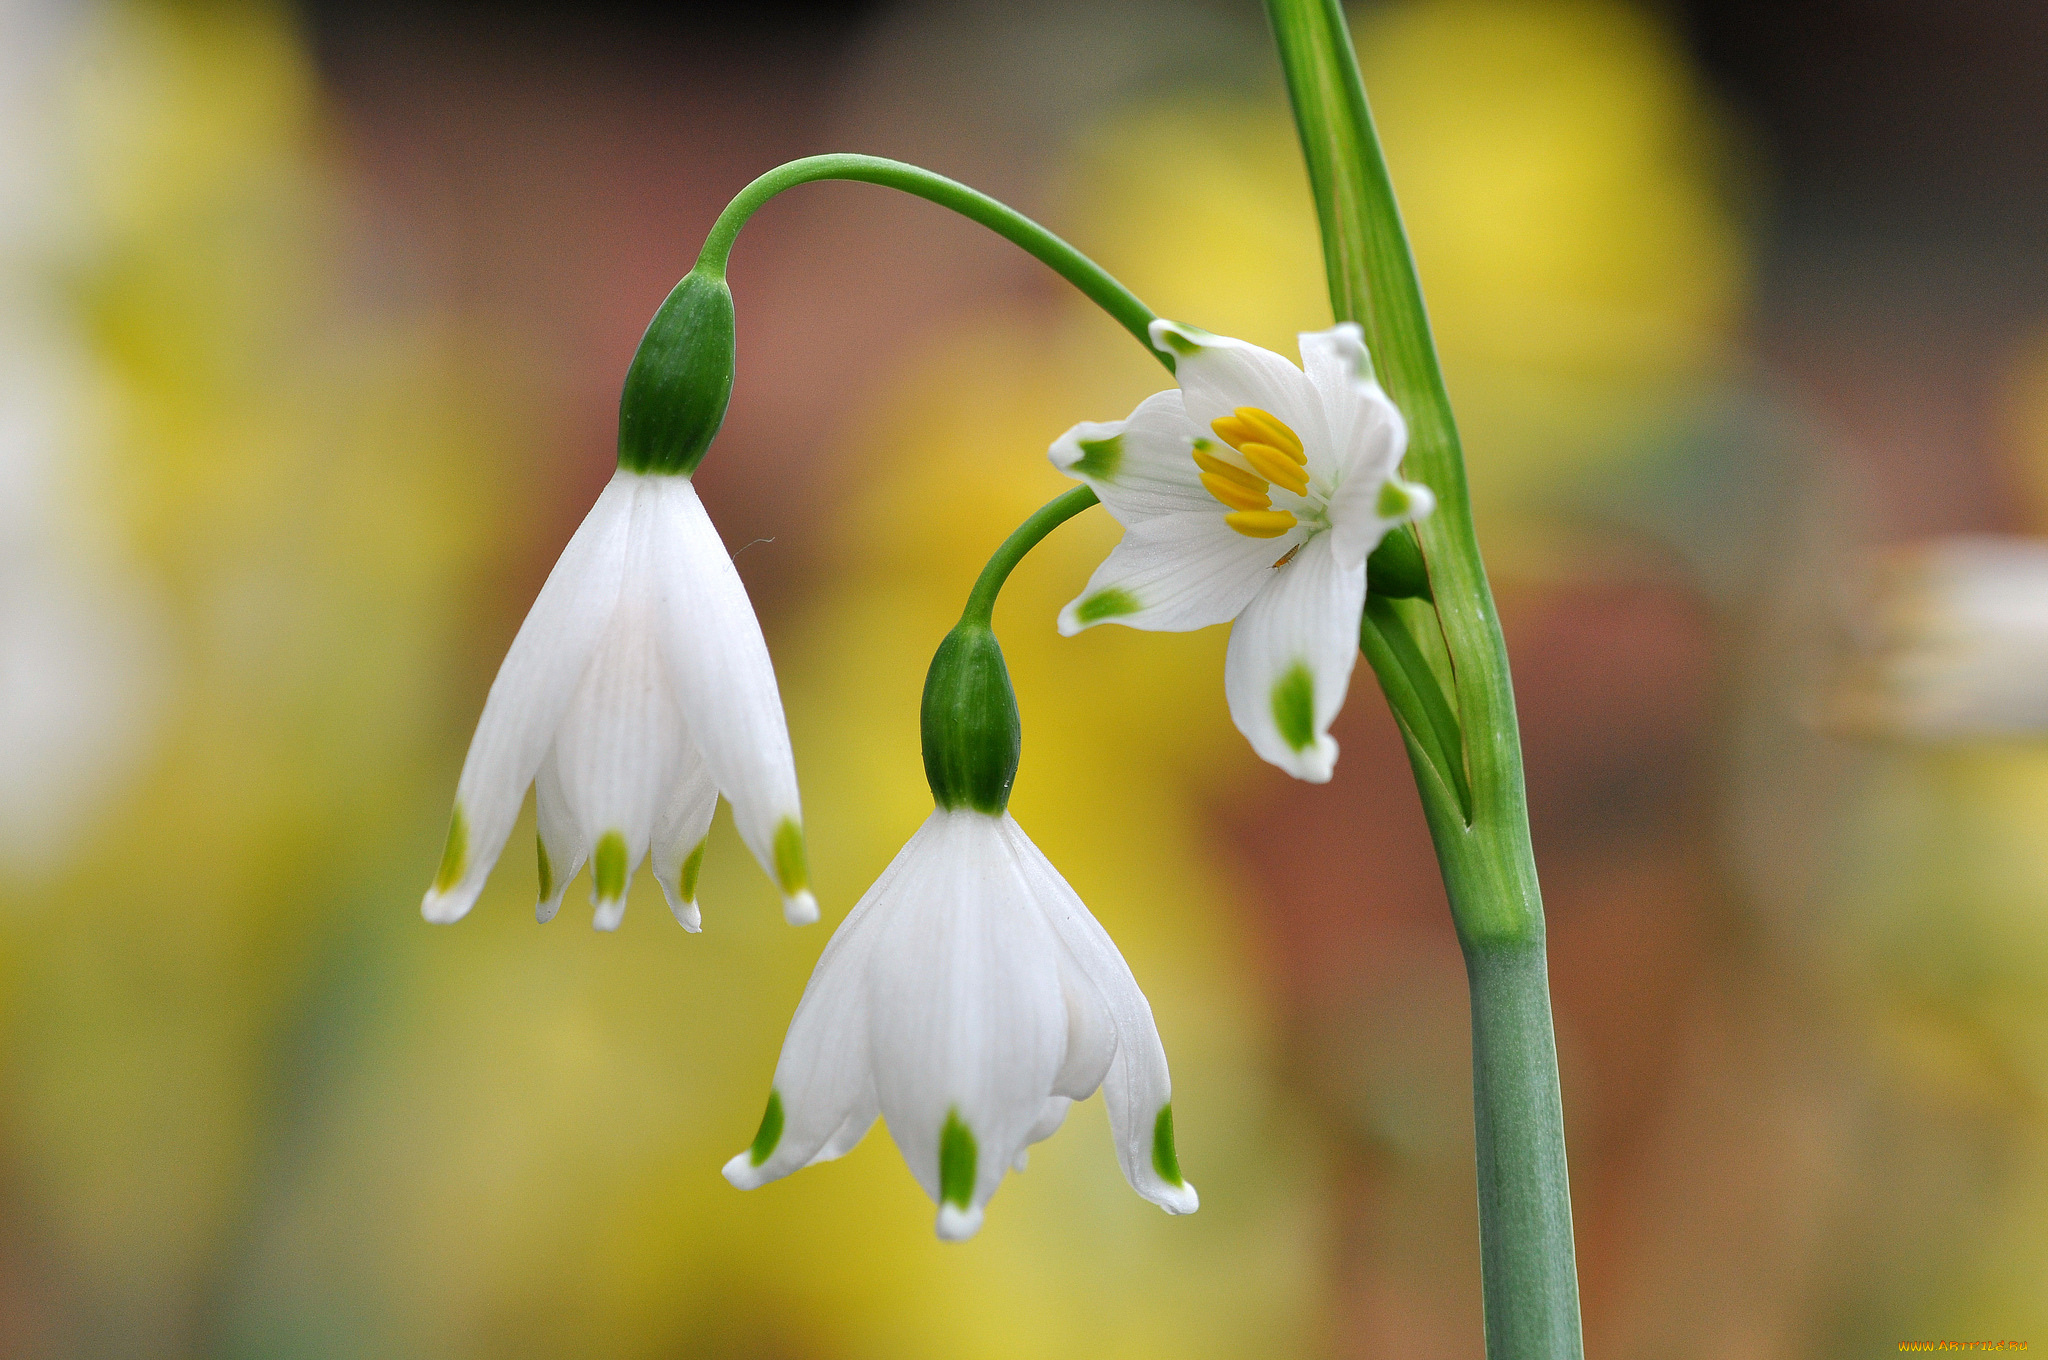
421, 468, 815, 930
1051, 319, 1433, 781
724, 807, 1196, 1241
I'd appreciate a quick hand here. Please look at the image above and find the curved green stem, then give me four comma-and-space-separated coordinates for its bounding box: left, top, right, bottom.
960, 486, 1100, 628
696, 155, 1172, 372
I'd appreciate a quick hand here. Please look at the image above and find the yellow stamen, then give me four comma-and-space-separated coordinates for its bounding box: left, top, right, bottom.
1224, 509, 1298, 539
1200, 473, 1271, 512
1191, 446, 1266, 493
1240, 442, 1310, 495
1233, 407, 1305, 462
1210, 415, 1256, 449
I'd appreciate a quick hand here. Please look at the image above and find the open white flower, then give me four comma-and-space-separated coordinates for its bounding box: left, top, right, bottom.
1051, 319, 1433, 781
724, 807, 1196, 1240
421, 468, 814, 930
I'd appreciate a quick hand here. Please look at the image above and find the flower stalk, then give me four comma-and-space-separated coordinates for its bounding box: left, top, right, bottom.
1262, 0, 1584, 1355
691, 157, 1464, 789
693, 154, 1165, 363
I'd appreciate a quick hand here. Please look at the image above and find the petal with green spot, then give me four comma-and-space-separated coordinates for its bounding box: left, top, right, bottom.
592, 831, 628, 901
433, 805, 467, 894
748, 1090, 784, 1166
939, 1109, 978, 1209
1271, 662, 1316, 753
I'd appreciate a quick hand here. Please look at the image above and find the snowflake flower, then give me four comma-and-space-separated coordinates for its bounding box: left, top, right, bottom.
1053, 320, 1432, 781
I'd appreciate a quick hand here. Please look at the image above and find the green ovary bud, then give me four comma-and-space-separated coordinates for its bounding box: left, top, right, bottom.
920, 623, 1021, 815
617, 267, 736, 477
1365, 525, 1432, 601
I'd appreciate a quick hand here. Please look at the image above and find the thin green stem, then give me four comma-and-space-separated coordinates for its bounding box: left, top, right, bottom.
1467, 944, 1580, 1360
1263, 1, 1582, 1356
697, 154, 1464, 793
960, 486, 1099, 627
696, 155, 1172, 372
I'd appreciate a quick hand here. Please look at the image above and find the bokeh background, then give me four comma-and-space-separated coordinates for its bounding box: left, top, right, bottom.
4, 0, 2047, 1354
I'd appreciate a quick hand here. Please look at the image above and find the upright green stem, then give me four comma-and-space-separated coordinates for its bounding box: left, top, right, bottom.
1262, 1, 1582, 1355
696, 155, 1168, 365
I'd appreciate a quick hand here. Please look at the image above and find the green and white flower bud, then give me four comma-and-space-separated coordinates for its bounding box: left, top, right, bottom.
920, 622, 1021, 814
617, 267, 735, 477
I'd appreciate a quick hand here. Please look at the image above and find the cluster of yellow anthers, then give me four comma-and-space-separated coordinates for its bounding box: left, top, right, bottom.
1191, 406, 1310, 539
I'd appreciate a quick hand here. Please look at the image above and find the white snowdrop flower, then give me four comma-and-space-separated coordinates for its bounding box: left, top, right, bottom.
1831, 534, 2048, 740
1051, 319, 1433, 782
725, 624, 1195, 1240
422, 269, 815, 929
724, 808, 1196, 1239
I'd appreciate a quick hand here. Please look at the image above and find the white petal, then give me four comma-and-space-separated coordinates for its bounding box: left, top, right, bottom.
650, 737, 718, 932
1058, 510, 1296, 636
1223, 533, 1368, 782
1002, 817, 1197, 1215
1298, 323, 1395, 469
1298, 324, 1427, 570
552, 489, 688, 931
1014, 1096, 1073, 1171
1047, 390, 1215, 524
1299, 321, 1374, 392
553, 616, 679, 926
1328, 474, 1434, 574
722, 835, 906, 1192
533, 749, 585, 924
808, 1094, 880, 1166
935, 1203, 984, 1242
864, 811, 1067, 1238
1150, 319, 1332, 464
422, 473, 634, 924
1051, 946, 1117, 1101
1098, 1035, 1199, 1215
643, 475, 814, 924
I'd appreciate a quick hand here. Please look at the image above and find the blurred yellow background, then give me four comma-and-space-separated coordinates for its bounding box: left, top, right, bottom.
3, 0, 2046, 1355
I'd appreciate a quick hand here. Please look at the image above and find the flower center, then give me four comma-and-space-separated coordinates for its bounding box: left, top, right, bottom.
1193, 407, 1315, 539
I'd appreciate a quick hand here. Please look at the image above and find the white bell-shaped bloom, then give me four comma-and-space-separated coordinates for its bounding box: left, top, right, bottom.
724, 808, 1196, 1240
1051, 319, 1433, 782
421, 468, 815, 930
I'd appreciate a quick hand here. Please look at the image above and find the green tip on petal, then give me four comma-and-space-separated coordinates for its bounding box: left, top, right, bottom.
679, 837, 708, 904
593, 831, 629, 902
1155, 324, 1205, 357
772, 817, 809, 897
1151, 1104, 1184, 1187
1071, 433, 1123, 481
433, 805, 468, 894
939, 1108, 978, 1209
1272, 662, 1317, 753
748, 1090, 784, 1167
1376, 480, 1413, 519
535, 836, 554, 902
1074, 587, 1141, 625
